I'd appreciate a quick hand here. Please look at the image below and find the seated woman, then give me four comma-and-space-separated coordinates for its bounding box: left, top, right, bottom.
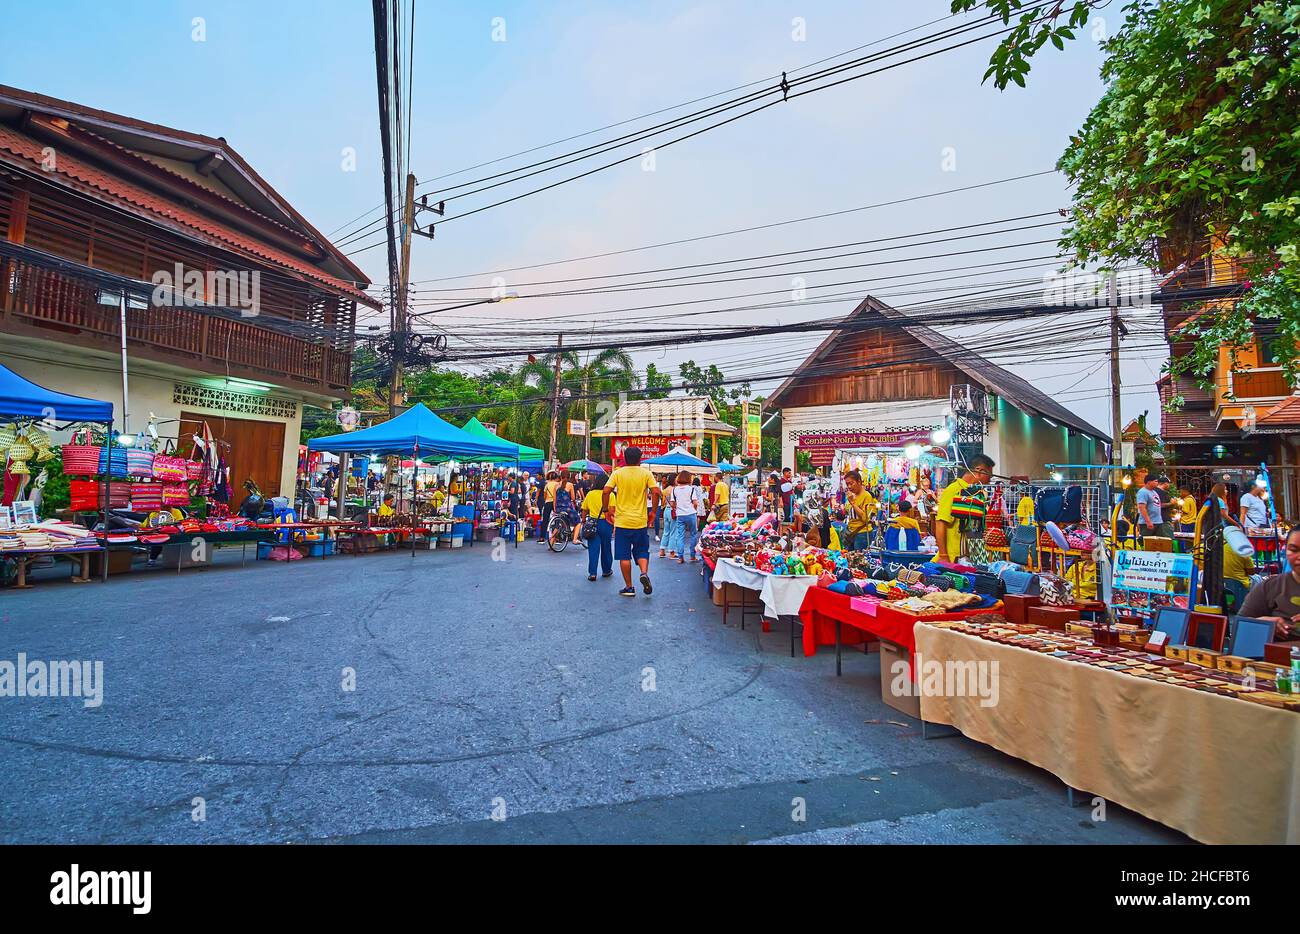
1238, 526, 1300, 640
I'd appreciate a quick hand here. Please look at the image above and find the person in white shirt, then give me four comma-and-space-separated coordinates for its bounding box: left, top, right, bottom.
1239, 478, 1270, 529
668, 471, 703, 564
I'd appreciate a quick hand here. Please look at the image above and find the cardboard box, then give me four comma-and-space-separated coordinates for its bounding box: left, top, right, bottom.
90, 549, 135, 576
878, 639, 920, 719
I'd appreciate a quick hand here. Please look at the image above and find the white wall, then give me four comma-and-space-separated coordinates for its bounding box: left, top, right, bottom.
779, 399, 951, 470
0, 345, 304, 495
986, 397, 1103, 478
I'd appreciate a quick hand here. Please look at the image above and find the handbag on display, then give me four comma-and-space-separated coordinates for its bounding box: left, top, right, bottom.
126, 447, 156, 477
97, 446, 130, 478
1008, 524, 1038, 568
161, 482, 191, 507
108, 481, 131, 508
131, 481, 163, 511
1038, 573, 1074, 607
1065, 526, 1099, 552
68, 479, 101, 512
971, 571, 1006, 598
983, 525, 1008, 548
152, 441, 187, 482
61, 428, 102, 475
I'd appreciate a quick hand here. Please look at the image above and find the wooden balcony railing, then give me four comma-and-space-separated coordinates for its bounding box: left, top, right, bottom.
0, 259, 351, 395
1227, 366, 1293, 402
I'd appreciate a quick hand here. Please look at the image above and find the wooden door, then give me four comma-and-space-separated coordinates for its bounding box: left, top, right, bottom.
180, 411, 285, 508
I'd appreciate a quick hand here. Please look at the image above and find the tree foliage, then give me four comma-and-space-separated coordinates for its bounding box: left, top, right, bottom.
957, 0, 1300, 391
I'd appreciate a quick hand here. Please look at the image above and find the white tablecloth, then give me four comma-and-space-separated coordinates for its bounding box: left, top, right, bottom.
711, 558, 818, 618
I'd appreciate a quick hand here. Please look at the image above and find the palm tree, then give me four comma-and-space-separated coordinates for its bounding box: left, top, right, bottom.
515, 348, 640, 462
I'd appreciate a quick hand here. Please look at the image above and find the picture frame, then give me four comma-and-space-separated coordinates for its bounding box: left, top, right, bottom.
0, 506, 11, 530
11, 501, 37, 526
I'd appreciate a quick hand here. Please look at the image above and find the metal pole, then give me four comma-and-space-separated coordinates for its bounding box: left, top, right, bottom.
118, 293, 130, 435
548, 333, 563, 470
390, 173, 417, 420
411, 442, 418, 558
1108, 271, 1122, 466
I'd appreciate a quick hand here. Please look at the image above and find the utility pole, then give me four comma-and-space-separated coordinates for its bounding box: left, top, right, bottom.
1108, 271, 1122, 466
390, 172, 416, 419
582, 369, 591, 461
548, 334, 564, 470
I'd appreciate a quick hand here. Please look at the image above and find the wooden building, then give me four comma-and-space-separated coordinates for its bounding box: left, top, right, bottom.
0, 85, 380, 500
1157, 241, 1300, 512
764, 296, 1108, 475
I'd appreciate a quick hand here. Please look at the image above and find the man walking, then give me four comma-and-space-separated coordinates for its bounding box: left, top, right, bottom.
1136, 473, 1166, 540
602, 446, 661, 597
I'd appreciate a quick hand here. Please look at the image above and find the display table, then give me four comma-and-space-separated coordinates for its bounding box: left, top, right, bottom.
710, 558, 818, 649
2, 547, 101, 588
914, 623, 1300, 845
797, 587, 880, 674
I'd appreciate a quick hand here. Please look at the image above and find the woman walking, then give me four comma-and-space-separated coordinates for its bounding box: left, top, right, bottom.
668, 470, 703, 564
658, 473, 677, 558
581, 482, 613, 580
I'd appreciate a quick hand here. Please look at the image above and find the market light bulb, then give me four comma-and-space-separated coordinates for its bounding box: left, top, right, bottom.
931, 428, 951, 445
1051, 471, 1063, 483
117, 434, 135, 448
904, 444, 923, 460
1121, 475, 1132, 488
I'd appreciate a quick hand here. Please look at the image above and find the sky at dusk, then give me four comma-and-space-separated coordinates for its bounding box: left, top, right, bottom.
0, 0, 1166, 437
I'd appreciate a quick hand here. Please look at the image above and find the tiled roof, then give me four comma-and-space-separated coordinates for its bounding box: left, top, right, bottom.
0, 124, 378, 307
1256, 394, 1300, 427
590, 396, 737, 437
766, 296, 1110, 442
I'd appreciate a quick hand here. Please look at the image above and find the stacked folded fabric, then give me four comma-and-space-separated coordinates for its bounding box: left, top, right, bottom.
16, 530, 52, 551
39, 521, 97, 549
0, 532, 21, 551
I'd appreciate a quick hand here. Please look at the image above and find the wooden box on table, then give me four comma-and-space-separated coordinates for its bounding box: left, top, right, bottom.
1002, 593, 1040, 626
1027, 605, 1079, 631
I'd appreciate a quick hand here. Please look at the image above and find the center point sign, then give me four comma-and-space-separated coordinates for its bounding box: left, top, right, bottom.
796, 429, 935, 450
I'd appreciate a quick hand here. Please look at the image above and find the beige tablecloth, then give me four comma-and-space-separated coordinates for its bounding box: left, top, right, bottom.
914, 624, 1300, 845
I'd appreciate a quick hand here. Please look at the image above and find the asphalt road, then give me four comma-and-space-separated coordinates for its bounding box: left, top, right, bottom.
0, 536, 1188, 844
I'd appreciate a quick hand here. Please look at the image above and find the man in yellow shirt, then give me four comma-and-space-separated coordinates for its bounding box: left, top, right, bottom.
935, 454, 994, 563
602, 446, 662, 596
891, 500, 921, 533
711, 476, 730, 521
376, 493, 396, 523
843, 469, 878, 550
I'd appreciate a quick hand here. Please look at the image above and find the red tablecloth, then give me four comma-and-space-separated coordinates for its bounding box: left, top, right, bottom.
799, 587, 878, 657
799, 587, 1000, 661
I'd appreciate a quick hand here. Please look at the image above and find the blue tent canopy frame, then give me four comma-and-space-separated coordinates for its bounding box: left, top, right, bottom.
306, 403, 521, 554
0, 361, 114, 578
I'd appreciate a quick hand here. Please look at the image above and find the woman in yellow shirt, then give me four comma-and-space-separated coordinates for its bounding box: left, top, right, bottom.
581, 486, 613, 580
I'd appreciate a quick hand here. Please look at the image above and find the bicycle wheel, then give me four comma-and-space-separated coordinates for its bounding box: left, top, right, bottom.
547, 517, 568, 552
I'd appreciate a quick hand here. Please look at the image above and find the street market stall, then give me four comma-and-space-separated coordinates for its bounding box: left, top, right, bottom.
307, 403, 521, 557
915, 619, 1300, 845
0, 362, 112, 588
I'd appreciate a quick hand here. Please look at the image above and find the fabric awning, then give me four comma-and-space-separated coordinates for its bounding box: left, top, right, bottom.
306, 403, 519, 460
0, 361, 113, 422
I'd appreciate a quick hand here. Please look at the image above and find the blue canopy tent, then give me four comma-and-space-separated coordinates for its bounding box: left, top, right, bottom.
642, 446, 720, 474
307, 403, 521, 554
0, 362, 114, 578
717, 462, 743, 473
